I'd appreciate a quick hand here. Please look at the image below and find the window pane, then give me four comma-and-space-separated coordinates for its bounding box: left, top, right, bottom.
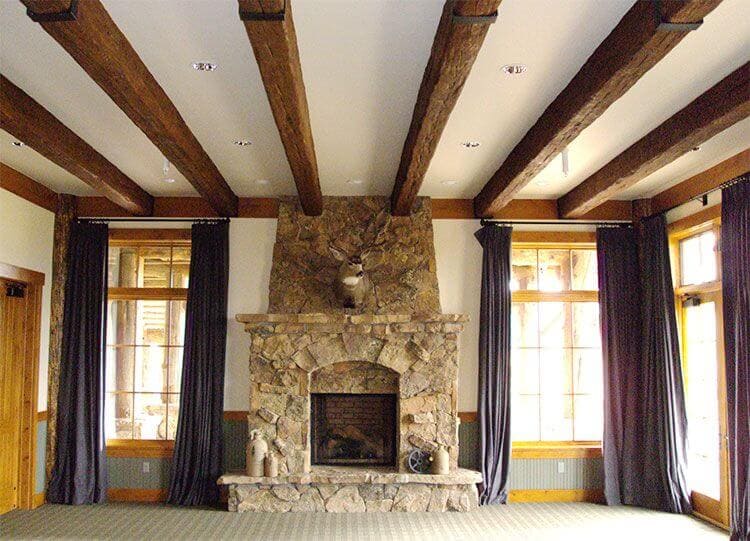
133, 393, 168, 440
538, 250, 571, 291
108, 246, 138, 288
512, 348, 539, 395
139, 247, 171, 288
512, 302, 538, 347
573, 349, 602, 396
106, 346, 134, 392
168, 347, 184, 393
134, 345, 167, 393
171, 247, 191, 288
540, 394, 573, 441
540, 348, 572, 395
572, 302, 600, 348
106, 300, 136, 346
571, 249, 598, 290
574, 395, 602, 441
167, 394, 181, 440
169, 301, 187, 346
511, 395, 540, 441
680, 231, 717, 286
539, 302, 571, 347
106, 392, 133, 439
511, 249, 538, 291
135, 300, 168, 345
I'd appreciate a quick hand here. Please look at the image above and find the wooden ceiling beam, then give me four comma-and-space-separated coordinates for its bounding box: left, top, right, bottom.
238, 0, 322, 216
390, 0, 502, 216
0, 162, 59, 213
650, 148, 750, 214
22, 0, 238, 217
1, 75, 153, 215
474, 0, 724, 217
558, 63, 750, 218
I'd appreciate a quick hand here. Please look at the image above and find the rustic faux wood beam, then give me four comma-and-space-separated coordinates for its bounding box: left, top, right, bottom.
474, 0, 723, 217
431, 198, 632, 221
650, 148, 750, 214
558, 64, 750, 218
1, 75, 153, 215
75, 196, 279, 218
22, 0, 238, 217
0, 162, 59, 212
238, 0, 322, 216
390, 0, 501, 216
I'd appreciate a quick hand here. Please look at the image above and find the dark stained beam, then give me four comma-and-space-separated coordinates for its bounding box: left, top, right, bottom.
390, 0, 501, 216
558, 64, 750, 218
1, 75, 153, 215
22, 0, 238, 217
0, 162, 59, 212
238, 0, 322, 216
474, 0, 724, 217
650, 148, 750, 214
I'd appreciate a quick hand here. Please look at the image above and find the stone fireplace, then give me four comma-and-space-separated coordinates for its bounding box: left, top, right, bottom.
218, 198, 481, 512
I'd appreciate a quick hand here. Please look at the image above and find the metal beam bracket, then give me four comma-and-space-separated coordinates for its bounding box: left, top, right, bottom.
240, 0, 285, 22
452, 11, 498, 25
26, 0, 78, 23
655, 1, 703, 32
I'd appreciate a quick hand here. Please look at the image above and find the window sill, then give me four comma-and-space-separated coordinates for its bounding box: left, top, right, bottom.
106, 439, 174, 458
512, 442, 602, 459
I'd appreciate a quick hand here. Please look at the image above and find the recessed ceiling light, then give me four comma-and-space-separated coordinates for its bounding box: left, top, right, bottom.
11, 141, 25, 147
233, 140, 252, 146
192, 62, 217, 72
461, 141, 481, 149
255, 179, 270, 185
441, 180, 459, 186
162, 177, 176, 184
501, 64, 527, 75
346, 179, 364, 185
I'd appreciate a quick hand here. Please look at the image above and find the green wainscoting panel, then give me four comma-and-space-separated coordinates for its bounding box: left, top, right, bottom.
35, 419, 46, 494
458, 420, 603, 491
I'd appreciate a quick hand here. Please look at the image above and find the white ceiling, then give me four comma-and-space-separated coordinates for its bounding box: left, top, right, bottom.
0, 0, 748, 203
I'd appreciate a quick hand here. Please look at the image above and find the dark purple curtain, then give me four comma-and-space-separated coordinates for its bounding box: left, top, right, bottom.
596, 227, 642, 506
475, 224, 512, 505
167, 221, 229, 506
47, 221, 108, 504
637, 215, 692, 513
721, 177, 750, 541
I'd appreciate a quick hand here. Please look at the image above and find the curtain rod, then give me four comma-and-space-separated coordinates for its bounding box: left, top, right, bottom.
659, 172, 748, 215
77, 217, 230, 224
479, 218, 632, 228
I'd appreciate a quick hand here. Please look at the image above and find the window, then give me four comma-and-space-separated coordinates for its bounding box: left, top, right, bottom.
105, 232, 190, 443
679, 230, 717, 286
510, 245, 602, 444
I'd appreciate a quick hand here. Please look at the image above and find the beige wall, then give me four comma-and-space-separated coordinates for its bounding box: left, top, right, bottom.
0, 189, 55, 411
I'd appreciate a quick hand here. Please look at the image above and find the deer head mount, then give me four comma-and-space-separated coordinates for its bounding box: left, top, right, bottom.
328, 209, 390, 309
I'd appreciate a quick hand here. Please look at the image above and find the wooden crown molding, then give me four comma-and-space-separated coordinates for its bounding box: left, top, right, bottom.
0, 261, 45, 285
22, 0, 238, 217
391, 0, 502, 216
75, 196, 279, 218
238, 0, 322, 216
559, 63, 750, 218
431, 198, 632, 221
0, 162, 58, 213
0, 75, 153, 215
474, 0, 724, 217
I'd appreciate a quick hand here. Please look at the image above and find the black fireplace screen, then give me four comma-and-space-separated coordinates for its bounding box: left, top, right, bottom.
311, 393, 397, 466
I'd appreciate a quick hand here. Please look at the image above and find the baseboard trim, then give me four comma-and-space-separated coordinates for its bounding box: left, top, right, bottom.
108, 488, 167, 502
508, 489, 604, 503
32, 492, 45, 508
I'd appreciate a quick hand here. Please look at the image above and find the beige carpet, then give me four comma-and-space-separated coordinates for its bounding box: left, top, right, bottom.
1, 502, 726, 540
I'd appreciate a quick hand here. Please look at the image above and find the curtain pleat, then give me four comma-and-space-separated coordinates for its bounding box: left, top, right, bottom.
47, 221, 108, 504
721, 177, 750, 541
167, 222, 229, 506
475, 224, 512, 505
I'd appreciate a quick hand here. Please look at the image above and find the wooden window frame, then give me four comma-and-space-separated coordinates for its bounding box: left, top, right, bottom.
105, 229, 190, 456
510, 241, 602, 458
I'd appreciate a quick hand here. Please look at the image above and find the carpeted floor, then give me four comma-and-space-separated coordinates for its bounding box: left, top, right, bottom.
1, 502, 726, 540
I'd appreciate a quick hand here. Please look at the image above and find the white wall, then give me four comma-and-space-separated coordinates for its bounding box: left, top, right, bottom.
0, 189, 55, 411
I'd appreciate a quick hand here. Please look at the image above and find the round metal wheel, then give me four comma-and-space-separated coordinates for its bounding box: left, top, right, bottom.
407, 449, 431, 474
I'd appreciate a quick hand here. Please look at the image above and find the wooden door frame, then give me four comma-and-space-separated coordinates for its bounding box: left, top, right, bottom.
0, 262, 44, 510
